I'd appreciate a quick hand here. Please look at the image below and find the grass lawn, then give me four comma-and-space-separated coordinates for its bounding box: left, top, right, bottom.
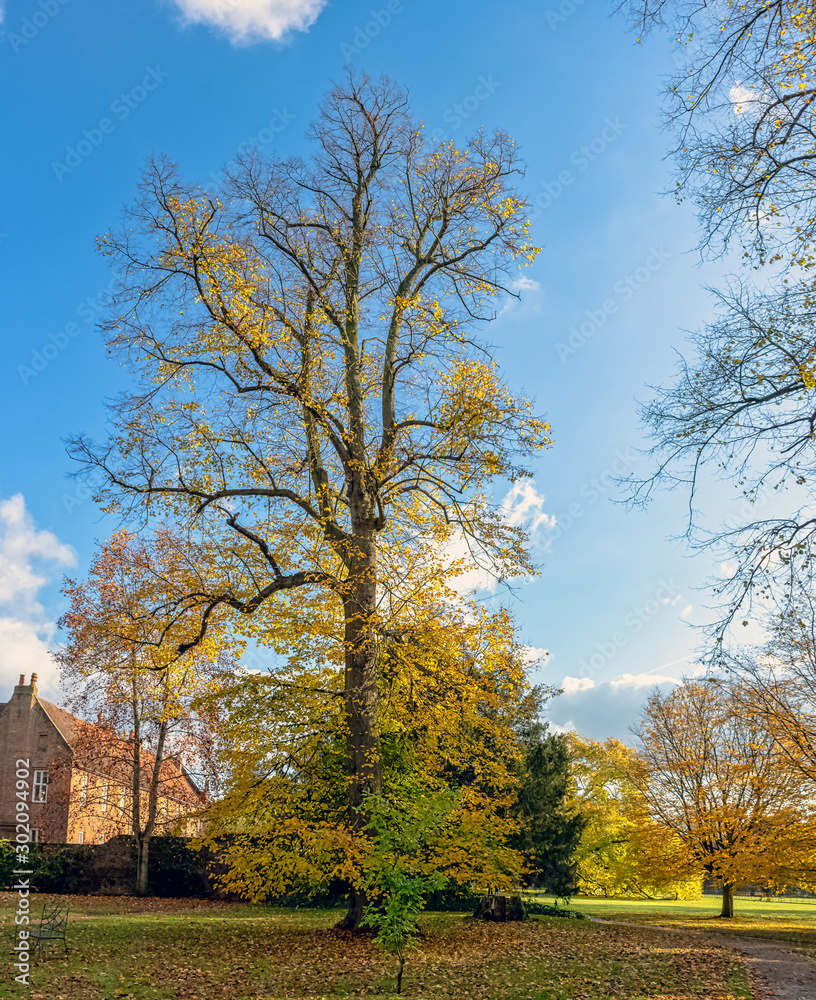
530, 894, 816, 957
0, 894, 753, 1000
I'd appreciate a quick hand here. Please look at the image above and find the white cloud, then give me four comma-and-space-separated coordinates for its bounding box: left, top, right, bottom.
547, 674, 681, 742
443, 481, 554, 596
511, 276, 540, 292
170, 0, 327, 43
522, 645, 550, 663
560, 675, 595, 694
549, 719, 576, 735
0, 618, 61, 692
0, 495, 75, 696
442, 530, 498, 595
610, 671, 679, 690
729, 82, 768, 116
502, 480, 556, 536
680, 603, 693, 620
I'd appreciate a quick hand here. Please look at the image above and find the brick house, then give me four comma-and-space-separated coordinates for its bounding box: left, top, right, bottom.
0, 674, 206, 844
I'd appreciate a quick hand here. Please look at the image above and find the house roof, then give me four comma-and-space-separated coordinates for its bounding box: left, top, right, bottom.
1, 687, 205, 804
37, 697, 88, 748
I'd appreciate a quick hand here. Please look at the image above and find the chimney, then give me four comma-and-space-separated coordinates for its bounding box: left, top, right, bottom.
18, 674, 25, 686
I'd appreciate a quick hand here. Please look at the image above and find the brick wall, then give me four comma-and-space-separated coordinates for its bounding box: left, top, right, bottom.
0, 675, 70, 841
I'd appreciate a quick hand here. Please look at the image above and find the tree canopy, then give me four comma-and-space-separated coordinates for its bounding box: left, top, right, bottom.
69, 72, 549, 927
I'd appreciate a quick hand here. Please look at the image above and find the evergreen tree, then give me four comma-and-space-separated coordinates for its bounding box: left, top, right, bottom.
511, 733, 585, 900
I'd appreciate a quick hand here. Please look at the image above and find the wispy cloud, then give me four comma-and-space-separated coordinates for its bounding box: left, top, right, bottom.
610, 671, 678, 690
0, 495, 75, 695
511, 275, 541, 292
170, 0, 327, 43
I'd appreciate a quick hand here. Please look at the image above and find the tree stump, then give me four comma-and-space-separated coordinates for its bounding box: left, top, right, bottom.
473, 894, 527, 922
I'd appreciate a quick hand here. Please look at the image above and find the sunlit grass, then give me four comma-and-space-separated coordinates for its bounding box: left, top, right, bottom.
526, 893, 816, 956
0, 893, 752, 999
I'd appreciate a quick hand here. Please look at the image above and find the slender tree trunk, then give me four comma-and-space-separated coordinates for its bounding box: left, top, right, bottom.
720, 882, 735, 918
136, 837, 150, 896
335, 530, 383, 931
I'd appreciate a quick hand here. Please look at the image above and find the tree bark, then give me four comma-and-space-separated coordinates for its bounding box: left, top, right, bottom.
720, 882, 735, 918
336, 885, 367, 932
335, 533, 383, 931
136, 837, 150, 897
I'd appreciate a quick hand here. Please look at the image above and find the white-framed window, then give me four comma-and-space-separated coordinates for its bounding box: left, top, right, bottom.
176, 802, 181, 817
80, 773, 88, 808
32, 770, 48, 803
77, 831, 84, 845
119, 788, 125, 813
29, 829, 39, 843
98, 834, 104, 844
100, 782, 108, 813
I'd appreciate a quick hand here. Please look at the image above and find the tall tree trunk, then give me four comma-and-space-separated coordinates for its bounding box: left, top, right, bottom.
335, 534, 382, 931
720, 882, 734, 918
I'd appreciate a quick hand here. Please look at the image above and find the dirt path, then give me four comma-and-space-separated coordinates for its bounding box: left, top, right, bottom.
590, 918, 816, 1000
710, 933, 816, 1000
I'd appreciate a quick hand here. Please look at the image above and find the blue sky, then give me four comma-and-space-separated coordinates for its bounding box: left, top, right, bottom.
0, 0, 749, 739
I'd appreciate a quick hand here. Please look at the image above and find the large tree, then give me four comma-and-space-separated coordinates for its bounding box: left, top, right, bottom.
633, 679, 812, 916
71, 73, 548, 926
510, 732, 585, 900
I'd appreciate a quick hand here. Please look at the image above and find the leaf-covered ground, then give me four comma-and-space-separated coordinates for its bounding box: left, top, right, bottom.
0, 895, 752, 999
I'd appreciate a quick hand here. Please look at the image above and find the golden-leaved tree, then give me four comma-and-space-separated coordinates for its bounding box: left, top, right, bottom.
70, 73, 549, 926
57, 530, 223, 895
199, 592, 538, 903
634, 679, 815, 916
568, 736, 701, 900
